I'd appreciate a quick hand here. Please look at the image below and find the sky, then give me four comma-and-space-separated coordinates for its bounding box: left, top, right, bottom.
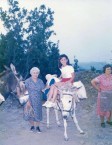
0, 0, 112, 63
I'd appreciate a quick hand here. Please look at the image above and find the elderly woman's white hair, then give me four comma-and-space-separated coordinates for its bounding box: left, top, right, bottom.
30, 67, 40, 75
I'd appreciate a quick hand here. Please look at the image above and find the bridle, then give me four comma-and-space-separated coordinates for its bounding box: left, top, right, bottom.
56, 93, 74, 113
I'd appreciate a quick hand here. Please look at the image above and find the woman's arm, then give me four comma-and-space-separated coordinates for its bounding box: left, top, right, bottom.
58, 74, 62, 81
67, 72, 75, 83
42, 84, 50, 92
91, 79, 101, 92
70, 72, 75, 82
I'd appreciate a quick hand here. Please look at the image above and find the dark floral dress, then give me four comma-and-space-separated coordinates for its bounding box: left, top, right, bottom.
25, 77, 45, 122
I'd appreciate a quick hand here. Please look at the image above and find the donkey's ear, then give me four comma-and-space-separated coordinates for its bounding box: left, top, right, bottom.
10, 63, 18, 75
70, 86, 77, 91
4, 65, 10, 71
20, 76, 23, 81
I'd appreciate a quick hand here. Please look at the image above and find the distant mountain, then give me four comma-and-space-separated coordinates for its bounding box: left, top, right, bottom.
78, 62, 107, 70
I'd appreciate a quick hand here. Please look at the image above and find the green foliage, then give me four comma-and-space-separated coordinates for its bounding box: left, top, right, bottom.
90, 66, 96, 72
73, 57, 79, 72
0, 34, 6, 71
0, 0, 59, 80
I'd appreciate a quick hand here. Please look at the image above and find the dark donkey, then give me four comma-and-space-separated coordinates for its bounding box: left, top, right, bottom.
0, 64, 28, 104
6, 64, 29, 105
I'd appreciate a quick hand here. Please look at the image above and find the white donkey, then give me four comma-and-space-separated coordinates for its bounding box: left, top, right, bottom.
46, 83, 85, 141
58, 85, 84, 140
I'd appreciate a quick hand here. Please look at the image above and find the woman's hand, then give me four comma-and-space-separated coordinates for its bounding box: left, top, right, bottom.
42, 89, 45, 93
96, 86, 101, 92
26, 101, 31, 108
42, 85, 50, 92
46, 86, 50, 89
91, 79, 101, 92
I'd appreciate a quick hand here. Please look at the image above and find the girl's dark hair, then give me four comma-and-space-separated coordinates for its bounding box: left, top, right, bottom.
103, 64, 112, 73
58, 54, 70, 68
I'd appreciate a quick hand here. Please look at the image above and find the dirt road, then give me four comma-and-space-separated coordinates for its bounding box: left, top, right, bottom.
0, 96, 112, 145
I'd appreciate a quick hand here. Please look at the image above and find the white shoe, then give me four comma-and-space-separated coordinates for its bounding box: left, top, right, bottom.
46, 101, 54, 108
42, 101, 49, 107
47, 102, 56, 108
51, 102, 56, 107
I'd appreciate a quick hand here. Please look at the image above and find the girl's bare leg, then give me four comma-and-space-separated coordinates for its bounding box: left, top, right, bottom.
47, 85, 56, 101
51, 87, 58, 103
47, 82, 63, 103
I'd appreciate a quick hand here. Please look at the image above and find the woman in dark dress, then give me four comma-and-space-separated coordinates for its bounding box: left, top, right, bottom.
25, 67, 45, 132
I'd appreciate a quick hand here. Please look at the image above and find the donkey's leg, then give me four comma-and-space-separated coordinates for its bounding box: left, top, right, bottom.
63, 119, 69, 141
72, 109, 84, 134
54, 108, 61, 126
46, 108, 50, 128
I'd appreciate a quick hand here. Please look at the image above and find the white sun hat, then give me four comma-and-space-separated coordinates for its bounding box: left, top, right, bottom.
45, 74, 60, 85
0, 93, 5, 104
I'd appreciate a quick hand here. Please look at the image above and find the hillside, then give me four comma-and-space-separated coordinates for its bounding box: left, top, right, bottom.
79, 62, 106, 70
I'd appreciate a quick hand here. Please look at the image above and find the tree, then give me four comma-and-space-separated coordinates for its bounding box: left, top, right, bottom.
0, 0, 27, 74
0, 34, 7, 71
0, 0, 59, 80
73, 56, 79, 72
24, 5, 59, 79
90, 66, 96, 72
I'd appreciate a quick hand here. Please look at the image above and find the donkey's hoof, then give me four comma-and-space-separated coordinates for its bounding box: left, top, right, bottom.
64, 137, 69, 141
57, 122, 61, 127
47, 125, 50, 129
80, 131, 85, 134
57, 124, 61, 127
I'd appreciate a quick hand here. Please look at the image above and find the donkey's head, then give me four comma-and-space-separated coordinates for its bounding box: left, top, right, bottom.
58, 83, 77, 119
